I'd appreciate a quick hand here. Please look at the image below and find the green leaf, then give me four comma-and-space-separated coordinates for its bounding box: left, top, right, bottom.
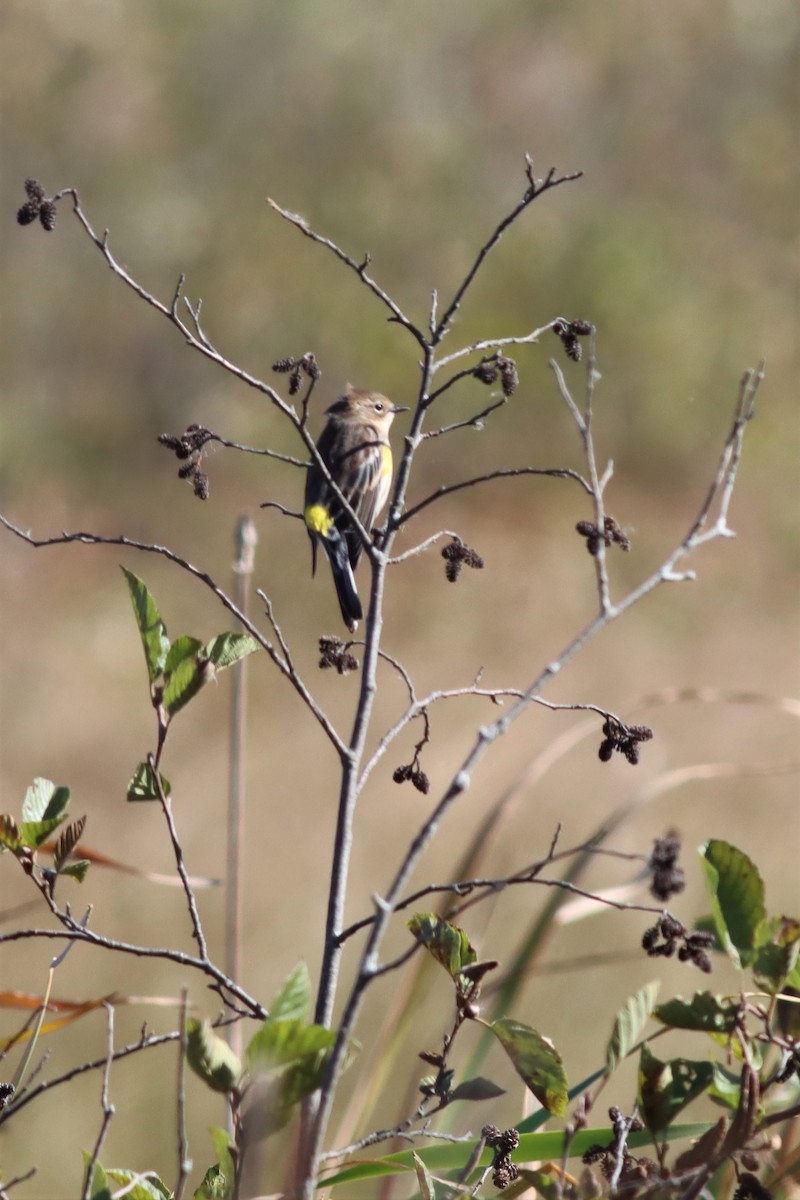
517, 1168, 561, 1199
20, 816, 67, 849
318, 1124, 711, 1188
654, 991, 737, 1034
449, 1076, 506, 1102
122, 567, 170, 683
163, 654, 212, 718
269, 963, 312, 1022
412, 1151, 436, 1200
606, 981, 660, 1074
81, 1154, 113, 1200
194, 1165, 230, 1200
246, 1018, 335, 1077
127, 761, 171, 801
0, 814, 22, 852
165, 635, 204, 673
205, 632, 259, 670
700, 840, 766, 969
707, 1062, 743, 1110
186, 1019, 242, 1094
638, 1044, 714, 1134
60, 859, 91, 883
753, 916, 800, 994
21, 778, 70, 825
105, 1170, 172, 1200
490, 1017, 569, 1117
407, 913, 477, 979
193, 1128, 235, 1199
245, 1017, 338, 1133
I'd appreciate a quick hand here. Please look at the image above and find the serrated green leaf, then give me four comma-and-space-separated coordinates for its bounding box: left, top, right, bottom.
163, 654, 211, 717
700, 840, 766, 969
165, 635, 204, 673
412, 1151, 436, 1200
186, 1019, 241, 1094
122, 567, 170, 683
654, 991, 737, 1034
269, 963, 312, 1022
491, 1017, 568, 1117
22, 778, 70, 824
638, 1044, 714, 1134
205, 632, 259, 670
606, 981, 660, 1074
449, 1076, 506, 1102
407, 913, 477, 979
127, 761, 171, 801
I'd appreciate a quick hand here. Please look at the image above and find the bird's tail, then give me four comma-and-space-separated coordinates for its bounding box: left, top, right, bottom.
322, 531, 363, 632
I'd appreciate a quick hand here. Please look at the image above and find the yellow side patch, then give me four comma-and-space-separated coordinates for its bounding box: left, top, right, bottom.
305, 504, 334, 537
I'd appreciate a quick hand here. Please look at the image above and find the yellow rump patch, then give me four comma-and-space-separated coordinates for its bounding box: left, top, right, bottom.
305, 504, 334, 537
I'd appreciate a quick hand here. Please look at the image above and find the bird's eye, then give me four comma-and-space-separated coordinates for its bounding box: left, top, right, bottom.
373, 401, 384, 412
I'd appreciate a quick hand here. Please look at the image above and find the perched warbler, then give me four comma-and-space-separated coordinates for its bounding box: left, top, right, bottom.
304, 386, 408, 631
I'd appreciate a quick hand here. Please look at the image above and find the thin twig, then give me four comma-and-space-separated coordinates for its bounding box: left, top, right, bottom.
399, 465, 592, 525
81, 1002, 116, 1200
433, 162, 583, 342
151, 756, 207, 961
174, 988, 191, 1200
266, 198, 427, 347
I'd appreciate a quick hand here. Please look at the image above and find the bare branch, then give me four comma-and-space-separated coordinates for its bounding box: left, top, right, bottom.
432, 162, 583, 344
400, 465, 592, 525
266, 197, 427, 347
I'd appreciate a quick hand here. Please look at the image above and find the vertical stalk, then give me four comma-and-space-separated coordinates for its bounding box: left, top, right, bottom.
226, 516, 257, 1065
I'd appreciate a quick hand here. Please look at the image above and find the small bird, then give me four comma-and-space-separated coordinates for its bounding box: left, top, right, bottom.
304, 386, 408, 631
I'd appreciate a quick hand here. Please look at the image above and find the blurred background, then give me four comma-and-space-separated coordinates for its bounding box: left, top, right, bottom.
1, 1, 798, 1195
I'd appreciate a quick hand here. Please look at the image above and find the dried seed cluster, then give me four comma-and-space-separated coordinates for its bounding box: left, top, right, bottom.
272, 352, 320, 396
598, 718, 653, 765
582, 1107, 660, 1186
17, 178, 58, 231
158, 425, 214, 500
393, 761, 429, 794
318, 635, 359, 675
482, 1125, 520, 1190
441, 539, 485, 582
553, 317, 593, 362
576, 515, 631, 556
642, 914, 714, 973
473, 354, 519, 397
733, 1174, 773, 1200
649, 831, 686, 901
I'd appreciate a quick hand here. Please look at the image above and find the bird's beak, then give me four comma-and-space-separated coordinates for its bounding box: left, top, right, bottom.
391, 405, 411, 413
